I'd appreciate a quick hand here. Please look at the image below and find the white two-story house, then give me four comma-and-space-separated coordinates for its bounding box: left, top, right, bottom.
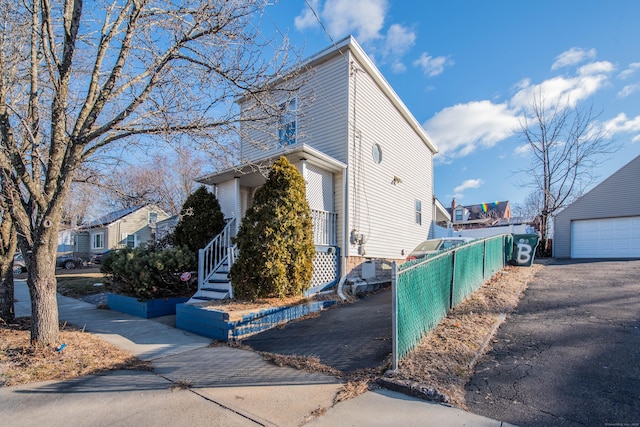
193, 36, 445, 299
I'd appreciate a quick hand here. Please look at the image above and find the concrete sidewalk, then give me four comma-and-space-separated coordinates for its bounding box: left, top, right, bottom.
5, 280, 515, 426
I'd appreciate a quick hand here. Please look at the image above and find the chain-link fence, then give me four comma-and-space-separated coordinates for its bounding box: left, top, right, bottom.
392, 234, 514, 369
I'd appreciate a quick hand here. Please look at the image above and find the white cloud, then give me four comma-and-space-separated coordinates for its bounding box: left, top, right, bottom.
618, 84, 640, 98
578, 61, 614, 76
384, 24, 415, 57
510, 61, 613, 109
618, 62, 640, 80
383, 24, 415, 73
294, 0, 321, 30
322, 0, 388, 42
391, 62, 406, 73
425, 51, 615, 161
294, 0, 387, 42
514, 144, 531, 156
551, 47, 596, 70
601, 113, 640, 137
294, 1, 419, 74
413, 52, 453, 77
425, 100, 520, 159
454, 179, 483, 193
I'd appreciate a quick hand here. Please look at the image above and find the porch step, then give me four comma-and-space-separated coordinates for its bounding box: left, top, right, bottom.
201, 286, 230, 293
187, 288, 230, 303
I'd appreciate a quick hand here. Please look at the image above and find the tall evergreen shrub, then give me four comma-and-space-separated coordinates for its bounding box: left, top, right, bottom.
230, 157, 315, 300
173, 186, 225, 257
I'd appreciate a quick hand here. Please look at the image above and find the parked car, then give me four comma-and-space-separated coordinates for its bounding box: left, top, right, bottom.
90, 250, 113, 264
406, 237, 476, 260
13, 253, 26, 275
56, 254, 85, 270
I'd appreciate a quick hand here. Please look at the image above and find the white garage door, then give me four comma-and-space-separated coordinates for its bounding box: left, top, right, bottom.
571, 217, 640, 258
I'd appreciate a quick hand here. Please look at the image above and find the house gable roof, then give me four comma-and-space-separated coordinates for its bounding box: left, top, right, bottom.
448, 201, 510, 220
238, 35, 438, 155
556, 154, 640, 220
307, 36, 438, 155
80, 205, 164, 229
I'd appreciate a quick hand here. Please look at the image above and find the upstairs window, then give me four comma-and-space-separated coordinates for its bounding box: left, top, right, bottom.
415, 199, 422, 225
278, 99, 297, 146
148, 211, 158, 226
455, 209, 463, 221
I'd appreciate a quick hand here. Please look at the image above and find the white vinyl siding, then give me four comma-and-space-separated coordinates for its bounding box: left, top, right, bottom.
346, 55, 434, 260
239, 56, 350, 163
305, 164, 334, 212
571, 217, 640, 258
216, 180, 241, 219
554, 155, 640, 258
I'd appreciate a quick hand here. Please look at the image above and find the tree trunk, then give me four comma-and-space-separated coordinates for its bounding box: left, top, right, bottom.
26, 249, 59, 346
0, 258, 15, 323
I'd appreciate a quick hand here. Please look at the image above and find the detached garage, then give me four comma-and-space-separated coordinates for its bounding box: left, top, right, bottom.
554, 155, 640, 259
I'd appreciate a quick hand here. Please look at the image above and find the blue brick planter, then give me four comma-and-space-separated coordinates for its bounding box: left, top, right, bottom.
176, 299, 337, 341
107, 294, 189, 319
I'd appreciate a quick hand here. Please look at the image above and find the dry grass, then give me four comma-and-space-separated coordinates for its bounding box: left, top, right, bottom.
386, 263, 544, 408
0, 318, 150, 387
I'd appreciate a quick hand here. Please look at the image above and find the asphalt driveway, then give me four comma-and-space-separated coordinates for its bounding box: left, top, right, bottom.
466, 259, 640, 426
243, 289, 392, 372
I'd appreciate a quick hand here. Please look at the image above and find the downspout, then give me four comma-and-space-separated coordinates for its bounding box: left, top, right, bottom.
338, 167, 349, 301
338, 62, 355, 301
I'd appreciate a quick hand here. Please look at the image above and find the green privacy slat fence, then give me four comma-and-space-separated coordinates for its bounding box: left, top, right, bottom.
392, 234, 513, 369
452, 241, 485, 307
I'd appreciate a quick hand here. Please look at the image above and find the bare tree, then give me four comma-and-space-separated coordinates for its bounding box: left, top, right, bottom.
101, 148, 205, 215
512, 191, 543, 221
0, 0, 299, 345
0, 176, 17, 324
518, 90, 619, 253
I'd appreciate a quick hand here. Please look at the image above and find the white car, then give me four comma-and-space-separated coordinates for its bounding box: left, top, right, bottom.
13, 253, 26, 274
406, 237, 475, 260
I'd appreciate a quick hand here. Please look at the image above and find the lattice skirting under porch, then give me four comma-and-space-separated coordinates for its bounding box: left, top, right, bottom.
311, 246, 340, 290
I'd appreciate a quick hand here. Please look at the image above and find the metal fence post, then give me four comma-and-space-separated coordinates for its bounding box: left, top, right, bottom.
391, 261, 398, 371
449, 250, 456, 310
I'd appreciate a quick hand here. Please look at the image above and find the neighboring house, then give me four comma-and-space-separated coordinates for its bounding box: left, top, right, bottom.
156, 215, 179, 242
554, 155, 640, 258
73, 205, 169, 258
57, 227, 76, 254
448, 199, 511, 230
194, 36, 445, 298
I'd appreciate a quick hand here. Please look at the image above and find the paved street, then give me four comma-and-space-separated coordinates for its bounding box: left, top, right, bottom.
466, 259, 640, 426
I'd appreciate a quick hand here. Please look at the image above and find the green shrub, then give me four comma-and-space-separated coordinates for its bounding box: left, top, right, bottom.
230, 156, 315, 300
101, 245, 196, 301
173, 186, 225, 260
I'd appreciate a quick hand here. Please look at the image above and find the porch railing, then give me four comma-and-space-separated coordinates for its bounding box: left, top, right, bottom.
311, 209, 337, 246
198, 218, 237, 290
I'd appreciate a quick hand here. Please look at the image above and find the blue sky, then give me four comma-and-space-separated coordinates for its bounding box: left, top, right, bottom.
260, 0, 640, 209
